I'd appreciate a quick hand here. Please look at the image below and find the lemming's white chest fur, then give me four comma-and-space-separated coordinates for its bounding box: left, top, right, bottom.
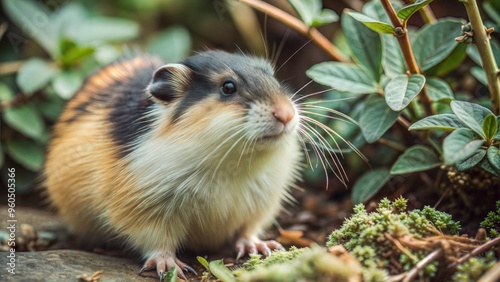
120, 102, 302, 249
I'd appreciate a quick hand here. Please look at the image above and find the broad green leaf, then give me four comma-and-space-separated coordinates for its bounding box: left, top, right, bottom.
16, 58, 57, 94
487, 146, 500, 171
483, 114, 499, 141
3, 103, 45, 140
409, 114, 464, 131
3, 0, 58, 56
425, 43, 467, 77
94, 44, 121, 65
363, 1, 405, 77
456, 149, 486, 171
306, 62, 379, 94
413, 19, 462, 71
5, 139, 44, 171
148, 26, 191, 63
450, 100, 494, 139
471, 66, 488, 85
359, 95, 400, 143
67, 17, 139, 43
443, 128, 484, 165
342, 11, 383, 82
426, 77, 454, 102
288, 0, 321, 27
52, 71, 83, 99
39, 94, 65, 122
391, 145, 440, 174
164, 267, 177, 282
346, 11, 395, 34
384, 74, 425, 111
397, 0, 433, 22
484, 1, 500, 27
352, 168, 391, 204
311, 9, 339, 27
60, 45, 95, 67
209, 260, 236, 282
0, 82, 14, 102
479, 157, 500, 178
197, 256, 210, 271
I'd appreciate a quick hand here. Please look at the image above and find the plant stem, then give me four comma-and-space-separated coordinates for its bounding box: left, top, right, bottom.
460, 0, 500, 115
239, 0, 349, 63
380, 0, 433, 116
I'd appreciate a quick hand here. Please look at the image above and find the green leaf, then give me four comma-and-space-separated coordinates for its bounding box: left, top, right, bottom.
451, 100, 494, 139
148, 26, 192, 63
456, 149, 486, 171
306, 62, 379, 94
359, 95, 400, 143
311, 9, 339, 27
409, 114, 465, 131
0, 82, 14, 102
426, 77, 454, 102
209, 260, 236, 282
471, 66, 488, 85
67, 17, 139, 43
363, 1, 405, 78
352, 168, 391, 204
288, 0, 321, 27
60, 44, 95, 67
342, 11, 383, 82
384, 74, 425, 111
164, 267, 177, 282
397, 0, 433, 23
5, 139, 44, 171
413, 19, 462, 71
425, 43, 467, 76
39, 94, 65, 122
443, 128, 484, 165
197, 256, 210, 271
16, 58, 57, 95
484, 1, 500, 27
483, 114, 499, 141
487, 146, 500, 171
3, 103, 45, 140
346, 11, 395, 34
479, 157, 500, 178
3, 0, 59, 57
52, 71, 83, 99
391, 145, 441, 174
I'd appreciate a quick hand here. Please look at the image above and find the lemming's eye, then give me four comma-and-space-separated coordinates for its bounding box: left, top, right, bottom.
221, 80, 237, 96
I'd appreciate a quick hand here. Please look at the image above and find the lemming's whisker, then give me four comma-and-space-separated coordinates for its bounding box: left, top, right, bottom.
297, 126, 332, 188
299, 96, 357, 105
210, 131, 249, 185
299, 109, 353, 124
272, 29, 291, 69
300, 116, 349, 182
276, 38, 312, 73
293, 87, 336, 103
290, 80, 314, 100
300, 104, 358, 125
300, 121, 348, 185
297, 128, 313, 170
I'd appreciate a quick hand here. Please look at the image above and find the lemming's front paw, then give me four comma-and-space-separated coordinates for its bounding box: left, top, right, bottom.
139, 251, 196, 281
235, 237, 284, 260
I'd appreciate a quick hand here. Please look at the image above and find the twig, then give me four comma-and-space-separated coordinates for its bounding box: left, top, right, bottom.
380, 0, 433, 116
402, 249, 443, 282
0, 60, 24, 76
238, 0, 349, 62
378, 138, 408, 152
478, 261, 500, 282
403, 0, 436, 24
460, 0, 500, 115
438, 237, 500, 280
385, 233, 420, 262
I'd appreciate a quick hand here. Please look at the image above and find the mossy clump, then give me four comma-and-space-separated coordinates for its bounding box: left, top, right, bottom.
452, 251, 496, 282
480, 201, 500, 238
233, 245, 362, 282
327, 197, 461, 277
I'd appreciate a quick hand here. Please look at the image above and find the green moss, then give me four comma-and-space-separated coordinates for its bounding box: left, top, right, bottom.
234, 245, 362, 282
327, 197, 461, 277
480, 201, 500, 238
452, 251, 496, 282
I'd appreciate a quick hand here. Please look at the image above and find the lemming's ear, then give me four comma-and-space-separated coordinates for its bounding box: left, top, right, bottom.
147, 64, 191, 102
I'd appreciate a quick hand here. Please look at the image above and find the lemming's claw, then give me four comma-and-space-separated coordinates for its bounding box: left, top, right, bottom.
235, 238, 283, 259
139, 252, 193, 280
